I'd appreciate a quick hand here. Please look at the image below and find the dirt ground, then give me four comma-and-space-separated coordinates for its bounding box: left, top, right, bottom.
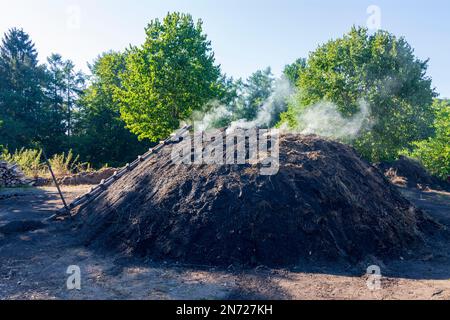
0, 185, 449, 300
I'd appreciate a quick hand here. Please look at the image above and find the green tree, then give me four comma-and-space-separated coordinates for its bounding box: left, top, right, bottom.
73, 52, 149, 167
41, 54, 85, 153
283, 58, 306, 85
407, 99, 449, 179
116, 12, 221, 142
42, 53, 68, 153
45, 54, 65, 118
279, 27, 436, 161
235, 67, 274, 120
196, 68, 286, 130
62, 59, 85, 137
0, 28, 48, 150
196, 75, 244, 129
216, 75, 243, 108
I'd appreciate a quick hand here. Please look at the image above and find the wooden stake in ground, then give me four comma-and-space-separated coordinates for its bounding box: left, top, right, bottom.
41, 149, 70, 215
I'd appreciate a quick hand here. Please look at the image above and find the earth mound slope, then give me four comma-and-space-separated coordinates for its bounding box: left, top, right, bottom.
377, 156, 449, 191
75, 134, 436, 267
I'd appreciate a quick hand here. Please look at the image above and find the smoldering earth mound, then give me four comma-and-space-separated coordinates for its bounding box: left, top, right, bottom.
377, 156, 450, 191
75, 134, 438, 267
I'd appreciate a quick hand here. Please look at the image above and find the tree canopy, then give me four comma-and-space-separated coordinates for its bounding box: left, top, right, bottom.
279, 27, 437, 162
234, 67, 275, 121
406, 99, 449, 179
283, 58, 306, 85
0, 29, 86, 155
73, 52, 149, 167
0, 28, 47, 151
116, 12, 221, 142
0, 21, 447, 178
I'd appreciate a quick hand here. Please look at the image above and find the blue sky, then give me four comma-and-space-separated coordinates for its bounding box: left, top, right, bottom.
1, 0, 449, 97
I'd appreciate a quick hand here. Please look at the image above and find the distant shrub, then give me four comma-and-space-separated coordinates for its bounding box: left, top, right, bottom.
0, 148, 92, 178
48, 150, 79, 177
0, 148, 44, 178
405, 100, 450, 180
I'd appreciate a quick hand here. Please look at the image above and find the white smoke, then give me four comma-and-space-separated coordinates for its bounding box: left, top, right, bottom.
191, 76, 372, 141
192, 101, 232, 132
294, 100, 372, 140
226, 77, 294, 133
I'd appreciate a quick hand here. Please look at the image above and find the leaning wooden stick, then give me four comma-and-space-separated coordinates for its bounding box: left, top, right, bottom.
41, 149, 70, 215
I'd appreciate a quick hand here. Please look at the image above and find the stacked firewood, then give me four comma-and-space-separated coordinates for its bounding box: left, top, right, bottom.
0, 161, 32, 188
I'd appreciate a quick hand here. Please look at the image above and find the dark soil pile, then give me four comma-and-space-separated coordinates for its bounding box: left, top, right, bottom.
75, 134, 436, 267
377, 156, 449, 191
35, 168, 118, 186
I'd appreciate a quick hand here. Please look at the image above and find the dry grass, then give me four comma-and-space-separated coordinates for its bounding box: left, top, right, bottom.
0, 148, 92, 179
384, 168, 407, 187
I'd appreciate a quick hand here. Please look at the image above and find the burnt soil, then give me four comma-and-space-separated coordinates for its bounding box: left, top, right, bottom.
75, 134, 441, 267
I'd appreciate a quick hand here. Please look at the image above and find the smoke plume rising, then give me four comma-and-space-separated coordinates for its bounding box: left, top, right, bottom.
191, 76, 372, 141
226, 77, 294, 132
293, 100, 372, 140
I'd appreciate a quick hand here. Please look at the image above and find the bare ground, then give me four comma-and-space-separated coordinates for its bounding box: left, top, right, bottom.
0, 185, 449, 300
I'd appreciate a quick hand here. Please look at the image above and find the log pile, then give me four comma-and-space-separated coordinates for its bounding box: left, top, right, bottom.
0, 161, 32, 188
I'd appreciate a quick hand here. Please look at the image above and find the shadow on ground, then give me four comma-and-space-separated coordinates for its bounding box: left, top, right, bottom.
0, 185, 449, 300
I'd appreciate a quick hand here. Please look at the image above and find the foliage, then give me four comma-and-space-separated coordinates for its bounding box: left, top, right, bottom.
405, 99, 450, 179
73, 52, 150, 167
0, 29, 85, 155
279, 27, 437, 162
198, 68, 277, 129
44, 54, 85, 138
234, 67, 275, 121
0, 147, 91, 178
0, 28, 48, 151
283, 58, 306, 85
47, 149, 85, 177
42, 53, 68, 152
116, 12, 221, 142
62, 60, 86, 136
0, 22, 446, 172
1, 148, 44, 177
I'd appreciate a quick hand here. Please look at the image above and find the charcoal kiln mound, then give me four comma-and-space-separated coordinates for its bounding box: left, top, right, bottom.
75, 134, 438, 267
377, 156, 449, 191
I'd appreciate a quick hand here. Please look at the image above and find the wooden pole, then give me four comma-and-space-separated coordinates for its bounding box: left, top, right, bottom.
41, 149, 70, 215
